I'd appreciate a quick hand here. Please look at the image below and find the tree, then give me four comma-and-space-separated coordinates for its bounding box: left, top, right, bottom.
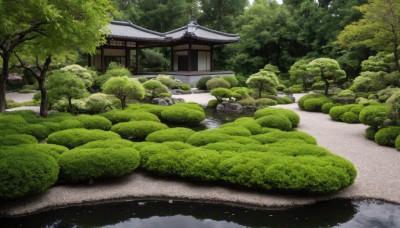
307, 58, 346, 96
289, 59, 312, 92
142, 80, 169, 99
336, 0, 400, 72
103, 76, 145, 109
0, 0, 113, 114
360, 52, 393, 72
246, 70, 280, 98
46, 71, 88, 113
210, 88, 232, 102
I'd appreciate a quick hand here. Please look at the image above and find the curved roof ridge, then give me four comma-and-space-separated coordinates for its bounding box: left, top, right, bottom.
111, 20, 165, 37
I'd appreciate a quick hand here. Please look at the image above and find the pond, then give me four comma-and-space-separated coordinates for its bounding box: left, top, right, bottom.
1, 199, 399, 227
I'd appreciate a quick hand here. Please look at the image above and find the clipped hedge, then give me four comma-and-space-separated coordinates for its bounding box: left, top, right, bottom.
101, 109, 160, 124
75, 115, 112, 130
211, 126, 252, 137
395, 135, 400, 151
255, 98, 277, 107
111, 121, 168, 141
59, 148, 140, 183
359, 105, 390, 128
47, 129, 121, 149
298, 94, 325, 110
161, 107, 205, 125
220, 119, 263, 135
170, 102, 204, 112
254, 107, 300, 127
365, 127, 378, 140
277, 96, 293, 104
0, 150, 59, 199
58, 119, 84, 130
321, 102, 336, 114
19, 124, 51, 140
77, 139, 135, 149
146, 127, 196, 143
251, 131, 317, 145
0, 134, 38, 146
256, 115, 292, 131
140, 145, 357, 193
303, 97, 331, 112
375, 127, 400, 147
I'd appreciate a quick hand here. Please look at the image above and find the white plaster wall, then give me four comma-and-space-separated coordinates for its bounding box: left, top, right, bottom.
174, 44, 210, 51
198, 51, 209, 71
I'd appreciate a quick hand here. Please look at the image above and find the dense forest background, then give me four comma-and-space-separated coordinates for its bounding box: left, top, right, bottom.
112, 0, 371, 78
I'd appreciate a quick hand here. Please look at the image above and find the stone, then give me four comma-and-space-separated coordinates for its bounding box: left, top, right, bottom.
151, 97, 185, 106
216, 102, 243, 114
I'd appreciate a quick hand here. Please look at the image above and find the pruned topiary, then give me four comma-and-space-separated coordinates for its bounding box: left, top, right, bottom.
111, 121, 168, 141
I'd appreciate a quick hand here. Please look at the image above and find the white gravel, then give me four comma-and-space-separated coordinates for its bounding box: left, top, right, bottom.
1, 92, 399, 217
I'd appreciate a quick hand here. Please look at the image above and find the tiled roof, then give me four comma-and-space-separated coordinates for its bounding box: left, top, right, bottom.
108, 21, 165, 41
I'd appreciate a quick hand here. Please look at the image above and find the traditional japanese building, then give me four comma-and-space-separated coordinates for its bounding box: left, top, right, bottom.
89, 18, 240, 85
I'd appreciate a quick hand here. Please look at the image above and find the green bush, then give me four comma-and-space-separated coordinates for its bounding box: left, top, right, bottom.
2, 144, 69, 160
127, 104, 168, 118
0, 149, 58, 199
47, 129, 121, 149
0, 114, 28, 130
77, 139, 135, 149
222, 75, 239, 87
206, 78, 230, 90
321, 102, 336, 114
303, 97, 331, 112
101, 109, 160, 124
59, 148, 140, 183
186, 131, 233, 146
141, 146, 356, 193
85, 93, 116, 114
171, 102, 204, 112
311, 81, 325, 90
196, 76, 212, 90
0, 134, 38, 146
138, 77, 149, 83
375, 126, 400, 147
161, 107, 205, 125
207, 99, 219, 108
40, 122, 61, 133
146, 127, 196, 143
237, 96, 256, 106
255, 98, 277, 107
395, 135, 400, 151
254, 107, 300, 127
221, 119, 262, 135
359, 105, 390, 128
329, 105, 356, 121
342, 112, 360, 123
256, 115, 292, 131
19, 124, 51, 140
75, 115, 112, 130
365, 127, 378, 140
59, 119, 84, 130
111, 121, 168, 141
211, 127, 252, 137
181, 84, 191, 91
283, 85, 303, 93
298, 94, 325, 109
277, 96, 293, 104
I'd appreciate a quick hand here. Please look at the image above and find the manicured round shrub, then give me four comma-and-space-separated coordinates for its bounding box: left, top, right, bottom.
196, 76, 212, 90
146, 127, 196, 143
303, 97, 330, 112
161, 107, 205, 125
181, 84, 191, 91
0, 150, 58, 199
59, 119, 84, 130
59, 148, 140, 183
266, 131, 317, 145
359, 105, 390, 128
127, 104, 168, 118
395, 135, 400, 151
255, 98, 277, 107
47, 129, 121, 149
171, 102, 204, 112
101, 110, 160, 124
223, 75, 239, 87
19, 124, 51, 140
74, 115, 112, 130
40, 122, 61, 133
206, 78, 230, 90
207, 99, 219, 108
111, 121, 168, 141
256, 115, 292, 131
254, 107, 300, 127
342, 112, 360, 123
365, 127, 378, 140
211, 127, 252, 137
298, 94, 325, 109
3, 144, 69, 160
0, 134, 38, 146
221, 119, 262, 135
375, 126, 400, 147
321, 102, 336, 114
329, 106, 350, 121
0, 114, 28, 130
77, 139, 135, 149
277, 96, 293, 104
186, 131, 232, 146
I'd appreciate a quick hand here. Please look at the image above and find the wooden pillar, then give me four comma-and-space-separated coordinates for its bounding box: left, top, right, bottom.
125, 48, 131, 70
87, 54, 91, 67
100, 47, 105, 73
210, 45, 214, 72
135, 44, 140, 75
188, 42, 192, 72
170, 46, 174, 71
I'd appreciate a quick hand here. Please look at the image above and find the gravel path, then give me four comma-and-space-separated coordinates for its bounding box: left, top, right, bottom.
1, 93, 399, 217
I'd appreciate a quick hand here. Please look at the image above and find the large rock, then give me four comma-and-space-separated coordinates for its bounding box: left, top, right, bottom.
152, 98, 185, 106
216, 102, 243, 114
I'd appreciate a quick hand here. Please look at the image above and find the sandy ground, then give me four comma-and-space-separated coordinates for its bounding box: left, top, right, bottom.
1, 92, 399, 217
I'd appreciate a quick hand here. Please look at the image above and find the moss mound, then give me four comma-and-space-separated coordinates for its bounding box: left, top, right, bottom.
256, 115, 292, 131
75, 115, 113, 130
161, 106, 205, 125
375, 127, 400, 147
101, 109, 160, 124
111, 121, 168, 141
254, 107, 300, 127
0, 134, 38, 146
146, 127, 196, 143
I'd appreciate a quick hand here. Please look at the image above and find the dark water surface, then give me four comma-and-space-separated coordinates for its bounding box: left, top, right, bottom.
1, 199, 399, 228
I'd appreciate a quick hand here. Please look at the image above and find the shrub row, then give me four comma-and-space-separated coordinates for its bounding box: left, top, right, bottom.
254, 107, 300, 127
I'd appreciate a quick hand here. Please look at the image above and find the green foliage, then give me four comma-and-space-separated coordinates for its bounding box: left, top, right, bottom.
101, 109, 160, 124
207, 99, 219, 108
0, 134, 38, 146
321, 102, 336, 114
85, 93, 116, 114
221, 118, 263, 135
170, 102, 204, 112
181, 84, 191, 91
143, 79, 169, 99
246, 70, 279, 98
47, 129, 121, 149
342, 112, 360, 123
102, 76, 145, 109
146, 127, 196, 143
237, 96, 256, 106
77, 139, 135, 149
94, 63, 131, 88
284, 85, 303, 93
59, 148, 140, 183
127, 103, 168, 118
349, 71, 388, 93
111, 121, 168, 141
377, 86, 400, 102
289, 59, 313, 91
365, 127, 378, 140
155, 75, 180, 89
211, 127, 252, 137
60, 64, 94, 88
19, 124, 51, 140
222, 75, 239, 87
255, 98, 277, 107
386, 91, 400, 124
58, 119, 84, 130
359, 105, 390, 128
303, 97, 331, 112
186, 131, 234, 146
277, 96, 293, 104
196, 76, 212, 90
255, 115, 293, 131
161, 107, 205, 125
395, 135, 400, 151
206, 78, 231, 90
361, 53, 392, 72
329, 104, 363, 123
255, 107, 300, 127
210, 88, 232, 102
0, 149, 58, 199
375, 127, 400, 147
298, 94, 325, 110
75, 115, 112, 130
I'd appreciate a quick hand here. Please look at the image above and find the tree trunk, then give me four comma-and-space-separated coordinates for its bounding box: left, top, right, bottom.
68, 97, 73, 113
121, 96, 126, 109
258, 84, 263, 99
38, 80, 48, 117
0, 53, 10, 112
324, 80, 329, 96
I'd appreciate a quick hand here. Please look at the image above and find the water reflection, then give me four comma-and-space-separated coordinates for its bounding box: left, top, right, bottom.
2, 199, 399, 228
